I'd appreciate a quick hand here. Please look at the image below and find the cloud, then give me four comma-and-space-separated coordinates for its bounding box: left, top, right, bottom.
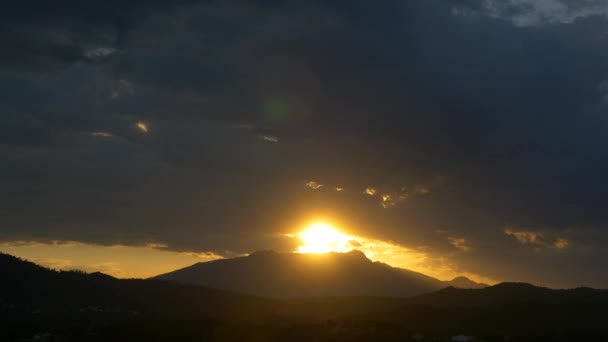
554, 237, 570, 249
381, 194, 395, 208
305, 181, 323, 190
144, 242, 169, 249
348, 240, 362, 247
1, 240, 222, 278
364, 187, 377, 196
504, 228, 570, 250
0, 0, 607, 287
136, 122, 148, 133
289, 230, 492, 284
448, 237, 472, 252
504, 229, 546, 246
260, 135, 279, 143
469, 0, 608, 26
83, 47, 117, 60
91, 131, 113, 138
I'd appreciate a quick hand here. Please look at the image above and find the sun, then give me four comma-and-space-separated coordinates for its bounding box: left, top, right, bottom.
296, 222, 355, 254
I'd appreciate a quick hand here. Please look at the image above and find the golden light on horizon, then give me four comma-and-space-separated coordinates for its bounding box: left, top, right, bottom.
290, 221, 498, 285
296, 222, 355, 254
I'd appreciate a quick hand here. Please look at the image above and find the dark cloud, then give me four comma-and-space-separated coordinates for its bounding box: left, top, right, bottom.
1, 0, 608, 287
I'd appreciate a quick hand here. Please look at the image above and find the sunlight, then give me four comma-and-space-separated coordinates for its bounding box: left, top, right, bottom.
296, 222, 355, 254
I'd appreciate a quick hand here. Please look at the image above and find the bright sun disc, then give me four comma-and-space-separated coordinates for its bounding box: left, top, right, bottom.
296, 223, 354, 254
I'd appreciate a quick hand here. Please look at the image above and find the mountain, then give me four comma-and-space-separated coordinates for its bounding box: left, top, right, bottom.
0, 252, 274, 319
405, 282, 608, 307
445, 276, 488, 289
152, 250, 487, 298
3, 252, 608, 341
374, 283, 608, 336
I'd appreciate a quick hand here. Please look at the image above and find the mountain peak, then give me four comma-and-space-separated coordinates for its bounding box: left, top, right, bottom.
443, 276, 488, 289
337, 249, 368, 259
248, 250, 279, 257
152, 248, 447, 298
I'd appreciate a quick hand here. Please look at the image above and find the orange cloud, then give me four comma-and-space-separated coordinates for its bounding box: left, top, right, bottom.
504, 228, 570, 250
305, 181, 323, 190
505, 229, 545, 245
448, 237, 471, 252
554, 238, 570, 249
136, 121, 149, 133
364, 187, 377, 196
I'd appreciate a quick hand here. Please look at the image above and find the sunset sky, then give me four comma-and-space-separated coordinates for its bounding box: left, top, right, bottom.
2, 0, 608, 288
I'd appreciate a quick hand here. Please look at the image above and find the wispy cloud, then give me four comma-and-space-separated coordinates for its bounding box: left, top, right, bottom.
381, 194, 394, 208
109, 79, 134, 101
83, 47, 116, 59
504, 228, 570, 249
471, 0, 608, 27
305, 181, 323, 190
505, 229, 545, 245
91, 131, 113, 138
145, 242, 169, 249
448, 237, 472, 252
554, 238, 570, 249
260, 135, 279, 143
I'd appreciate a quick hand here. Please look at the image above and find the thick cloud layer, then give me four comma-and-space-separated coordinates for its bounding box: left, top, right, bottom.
2, 0, 608, 287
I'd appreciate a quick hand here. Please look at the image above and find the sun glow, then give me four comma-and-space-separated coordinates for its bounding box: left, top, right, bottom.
296, 222, 355, 254
290, 222, 499, 285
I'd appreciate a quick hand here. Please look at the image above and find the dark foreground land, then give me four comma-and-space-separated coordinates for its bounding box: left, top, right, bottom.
2, 253, 608, 342
3, 311, 608, 342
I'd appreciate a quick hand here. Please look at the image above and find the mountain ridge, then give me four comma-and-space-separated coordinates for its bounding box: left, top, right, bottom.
404, 281, 608, 307
3, 250, 608, 338
152, 249, 488, 298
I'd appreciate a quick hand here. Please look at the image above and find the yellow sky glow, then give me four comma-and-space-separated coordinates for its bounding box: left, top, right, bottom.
0, 224, 498, 285
293, 222, 498, 285
0, 241, 220, 278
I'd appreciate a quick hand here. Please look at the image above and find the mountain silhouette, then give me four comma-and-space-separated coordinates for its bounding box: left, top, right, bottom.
405, 282, 608, 307
151, 250, 487, 298
0, 252, 275, 318
3, 252, 608, 340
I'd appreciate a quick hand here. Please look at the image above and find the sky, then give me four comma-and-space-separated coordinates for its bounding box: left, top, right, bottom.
2, 0, 608, 288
